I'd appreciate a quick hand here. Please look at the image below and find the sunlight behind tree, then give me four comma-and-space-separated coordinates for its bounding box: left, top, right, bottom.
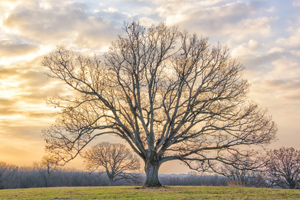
43, 22, 277, 187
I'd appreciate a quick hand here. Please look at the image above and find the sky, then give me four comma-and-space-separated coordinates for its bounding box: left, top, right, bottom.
0, 0, 300, 174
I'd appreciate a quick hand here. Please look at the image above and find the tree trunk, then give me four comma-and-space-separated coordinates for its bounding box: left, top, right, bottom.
109, 177, 113, 186
143, 160, 162, 187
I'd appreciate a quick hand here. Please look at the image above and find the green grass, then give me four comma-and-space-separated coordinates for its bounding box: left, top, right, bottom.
0, 186, 300, 200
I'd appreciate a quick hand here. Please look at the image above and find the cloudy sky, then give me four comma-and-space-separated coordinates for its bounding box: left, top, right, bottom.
0, 0, 300, 173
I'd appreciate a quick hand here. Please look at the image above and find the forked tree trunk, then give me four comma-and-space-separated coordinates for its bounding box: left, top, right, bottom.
143, 160, 162, 187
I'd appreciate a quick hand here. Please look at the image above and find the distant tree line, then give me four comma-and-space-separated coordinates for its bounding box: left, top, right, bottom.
0, 161, 232, 189
0, 161, 228, 189
0, 147, 299, 189
0, 162, 106, 189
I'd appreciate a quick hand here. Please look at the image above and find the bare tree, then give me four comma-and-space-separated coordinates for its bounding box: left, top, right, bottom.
33, 155, 59, 187
216, 152, 267, 187
82, 142, 141, 186
266, 147, 300, 189
43, 22, 277, 187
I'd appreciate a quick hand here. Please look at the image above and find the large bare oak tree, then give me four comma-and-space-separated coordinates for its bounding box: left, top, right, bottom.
43, 22, 277, 187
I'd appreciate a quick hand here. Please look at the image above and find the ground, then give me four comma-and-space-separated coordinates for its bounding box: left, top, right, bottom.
0, 186, 300, 200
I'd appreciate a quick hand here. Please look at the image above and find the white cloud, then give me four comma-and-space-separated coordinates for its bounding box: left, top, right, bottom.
166, 14, 187, 26
248, 39, 259, 49
293, 0, 300, 6
38, 0, 52, 10
138, 17, 158, 26
276, 28, 300, 47
268, 47, 284, 54
0, 40, 38, 57
231, 17, 272, 40
2, 1, 125, 49
155, 0, 193, 20
104, 7, 118, 13
266, 59, 300, 80
266, 6, 275, 12
231, 39, 260, 57
291, 50, 300, 56
164, 1, 274, 42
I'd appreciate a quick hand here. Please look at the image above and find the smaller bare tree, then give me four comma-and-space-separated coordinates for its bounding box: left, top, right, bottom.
266, 147, 300, 189
216, 152, 267, 187
82, 142, 141, 186
33, 155, 59, 187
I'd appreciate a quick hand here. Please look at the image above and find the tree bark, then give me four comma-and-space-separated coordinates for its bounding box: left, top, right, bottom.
109, 177, 113, 186
143, 160, 162, 187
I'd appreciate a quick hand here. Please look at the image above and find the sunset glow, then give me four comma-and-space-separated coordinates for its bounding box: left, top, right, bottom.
1, 0, 300, 173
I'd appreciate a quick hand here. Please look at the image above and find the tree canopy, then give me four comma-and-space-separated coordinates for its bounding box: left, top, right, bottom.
43, 22, 277, 187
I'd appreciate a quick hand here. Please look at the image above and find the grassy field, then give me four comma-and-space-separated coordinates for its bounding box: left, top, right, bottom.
0, 186, 300, 200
